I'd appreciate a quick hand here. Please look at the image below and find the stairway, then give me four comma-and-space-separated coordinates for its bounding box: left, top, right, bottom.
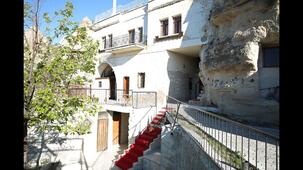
114, 108, 167, 170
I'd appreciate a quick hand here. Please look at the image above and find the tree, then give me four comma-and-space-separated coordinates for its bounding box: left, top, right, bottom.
24, 0, 100, 168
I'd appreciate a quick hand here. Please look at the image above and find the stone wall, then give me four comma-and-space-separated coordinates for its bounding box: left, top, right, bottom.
160, 125, 220, 170
199, 0, 279, 126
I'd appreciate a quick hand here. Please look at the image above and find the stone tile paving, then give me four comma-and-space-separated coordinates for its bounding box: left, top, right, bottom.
91, 144, 127, 170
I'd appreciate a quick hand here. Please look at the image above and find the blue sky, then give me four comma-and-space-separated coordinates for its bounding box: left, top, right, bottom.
25, 0, 133, 43
26, 0, 133, 24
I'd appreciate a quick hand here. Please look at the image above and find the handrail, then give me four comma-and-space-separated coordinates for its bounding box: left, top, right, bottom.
80, 138, 89, 170
166, 95, 280, 170
100, 33, 146, 50
68, 88, 157, 109
168, 100, 181, 134
167, 95, 279, 140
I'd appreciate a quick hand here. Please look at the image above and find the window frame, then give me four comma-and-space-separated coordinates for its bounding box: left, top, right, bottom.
138, 27, 143, 43
160, 18, 169, 36
137, 72, 145, 88
262, 47, 279, 68
108, 34, 113, 48
102, 36, 106, 49
173, 15, 182, 34
128, 29, 135, 44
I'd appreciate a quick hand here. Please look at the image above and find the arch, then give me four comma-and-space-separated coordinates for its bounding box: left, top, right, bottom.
98, 62, 115, 77
98, 62, 116, 100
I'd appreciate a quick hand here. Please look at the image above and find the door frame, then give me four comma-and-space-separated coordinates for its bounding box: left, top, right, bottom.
97, 118, 108, 151
123, 76, 130, 98
112, 112, 121, 145
109, 76, 116, 100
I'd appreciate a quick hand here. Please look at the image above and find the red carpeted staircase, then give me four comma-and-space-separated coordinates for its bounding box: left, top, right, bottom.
115, 108, 167, 170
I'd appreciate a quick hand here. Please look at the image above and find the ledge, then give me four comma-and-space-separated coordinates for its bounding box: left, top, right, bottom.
154, 32, 183, 42
211, 0, 254, 25
99, 43, 145, 54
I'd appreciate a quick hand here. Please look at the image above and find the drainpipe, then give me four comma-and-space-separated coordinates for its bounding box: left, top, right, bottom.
112, 0, 117, 15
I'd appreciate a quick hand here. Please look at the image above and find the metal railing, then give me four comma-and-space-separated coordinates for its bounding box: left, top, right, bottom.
165, 95, 279, 170
26, 134, 88, 169
94, 0, 148, 23
100, 33, 146, 51
68, 88, 157, 109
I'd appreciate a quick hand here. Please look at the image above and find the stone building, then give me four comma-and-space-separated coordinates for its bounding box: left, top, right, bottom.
27, 0, 279, 169
82, 0, 213, 163
85, 0, 279, 168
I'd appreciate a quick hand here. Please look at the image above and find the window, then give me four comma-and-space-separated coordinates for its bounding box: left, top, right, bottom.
129, 29, 135, 44
138, 73, 145, 88
102, 36, 106, 49
173, 15, 182, 34
160, 19, 168, 36
138, 27, 143, 43
108, 34, 113, 48
99, 81, 102, 88
263, 47, 279, 67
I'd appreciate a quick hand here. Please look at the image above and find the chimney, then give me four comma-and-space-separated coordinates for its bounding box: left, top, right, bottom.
112, 0, 117, 15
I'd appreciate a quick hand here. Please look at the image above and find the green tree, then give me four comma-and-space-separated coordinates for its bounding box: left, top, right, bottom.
24, 0, 100, 168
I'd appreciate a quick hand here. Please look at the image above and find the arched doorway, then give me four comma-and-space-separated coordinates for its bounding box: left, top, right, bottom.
99, 63, 116, 100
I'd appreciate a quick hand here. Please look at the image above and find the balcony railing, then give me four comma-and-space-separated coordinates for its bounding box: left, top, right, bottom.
100, 33, 146, 51
166, 95, 279, 170
94, 0, 148, 23
68, 88, 156, 109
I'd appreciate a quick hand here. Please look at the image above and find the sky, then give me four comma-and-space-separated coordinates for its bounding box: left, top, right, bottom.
25, 0, 133, 43
29, 0, 133, 22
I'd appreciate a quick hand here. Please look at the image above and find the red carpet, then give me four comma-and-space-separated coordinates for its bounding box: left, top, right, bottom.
115, 109, 166, 170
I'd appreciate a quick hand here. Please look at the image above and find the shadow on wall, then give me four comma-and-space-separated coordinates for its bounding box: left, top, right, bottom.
166, 0, 207, 102
128, 106, 154, 141
26, 129, 86, 170
27, 131, 63, 167
166, 50, 201, 102
207, 70, 279, 127
103, 50, 140, 67
179, 0, 209, 46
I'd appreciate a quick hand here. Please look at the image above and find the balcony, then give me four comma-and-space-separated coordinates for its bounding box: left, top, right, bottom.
94, 0, 148, 23
68, 88, 157, 109
99, 33, 146, 54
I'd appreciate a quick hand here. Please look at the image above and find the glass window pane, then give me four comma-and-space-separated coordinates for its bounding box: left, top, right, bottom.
263, 47, 279, 67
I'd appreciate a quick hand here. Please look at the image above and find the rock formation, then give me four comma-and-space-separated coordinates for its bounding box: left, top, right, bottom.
199, 0, 279, 126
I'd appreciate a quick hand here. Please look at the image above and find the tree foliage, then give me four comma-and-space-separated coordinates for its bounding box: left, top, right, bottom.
24, 0, 100, 136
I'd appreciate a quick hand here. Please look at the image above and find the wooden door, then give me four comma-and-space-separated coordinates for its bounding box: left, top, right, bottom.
97, 119, 108, 151
109, 76, 116, 99
112, 113, 121, 145
123, 76, 129, 98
